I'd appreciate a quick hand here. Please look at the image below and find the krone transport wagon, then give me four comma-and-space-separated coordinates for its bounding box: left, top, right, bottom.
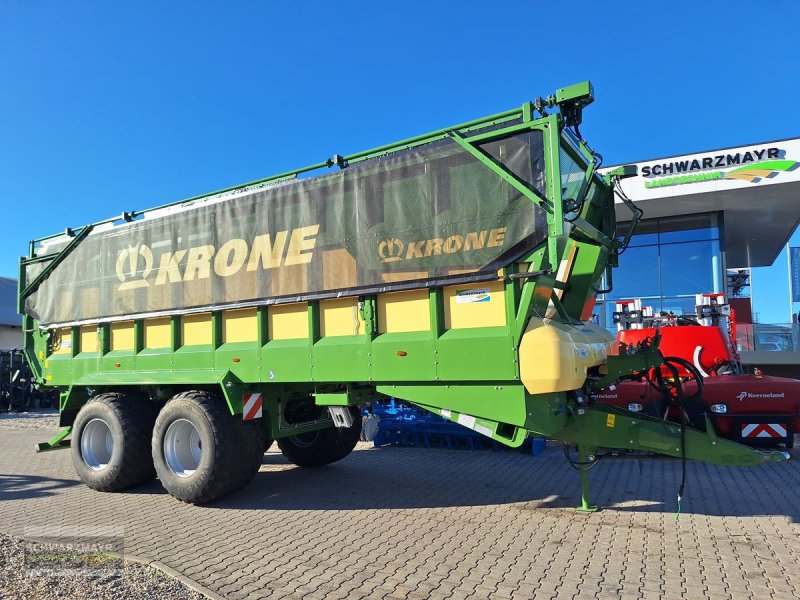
19, 82, 787, 508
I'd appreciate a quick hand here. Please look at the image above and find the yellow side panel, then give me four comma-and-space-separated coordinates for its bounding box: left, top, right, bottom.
223, 308, 258, 343
144, 317, 172, 349
444, 281, 506, 329
79, 326, 98, 353
110, 321, 135, 351
320, 298, 364, 337
377, 290, 430, 334
53, 327, 73, 355
269, 303, 309, 340
182, 313, 212, 346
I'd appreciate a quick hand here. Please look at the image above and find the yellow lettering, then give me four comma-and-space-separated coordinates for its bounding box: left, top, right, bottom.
247, 231, 288, 271
464, 231, 487, 251
284, 225, 320, 266
155, 250, 187, 285
443, 235, 463, 254
424, 238, 444, 257
405, 241, 424, 259
214, 239, 248, 277
487, 227, 506, 248
184, 245, 215, 280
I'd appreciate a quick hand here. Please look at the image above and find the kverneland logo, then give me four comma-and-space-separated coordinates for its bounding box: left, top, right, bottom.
115, 225, 320, 291
378, 227, 507, 264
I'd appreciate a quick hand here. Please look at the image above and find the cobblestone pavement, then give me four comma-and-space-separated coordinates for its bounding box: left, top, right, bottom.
0, 426, 798, 600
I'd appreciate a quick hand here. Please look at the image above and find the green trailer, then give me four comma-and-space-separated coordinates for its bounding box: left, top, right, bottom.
19, 82, 787, 507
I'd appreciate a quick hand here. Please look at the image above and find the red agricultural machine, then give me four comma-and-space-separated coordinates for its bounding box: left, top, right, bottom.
597, 294, 799, 449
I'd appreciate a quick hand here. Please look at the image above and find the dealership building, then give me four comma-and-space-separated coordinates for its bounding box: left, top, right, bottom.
600, 136, 800, 374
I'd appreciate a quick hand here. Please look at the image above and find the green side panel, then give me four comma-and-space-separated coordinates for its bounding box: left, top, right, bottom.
435, 328, 517, 381
312, 337, 371, 382
102, 351, 136, 372
71, 368, 244, 415
73, 369, 231, 387
216, 343, 261, 382
371, 333, 436, 382
262, 340, 311, 382
134, 348, 172, 372
71, 354, 99, 382
173, 346, 215, 370
46, 355, 72, 383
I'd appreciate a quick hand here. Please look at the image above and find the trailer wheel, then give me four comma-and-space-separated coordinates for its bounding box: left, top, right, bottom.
241, 419, 269, 477
278, 406, 362, 467
151, 390, 261, 504
71, 392, 158, 492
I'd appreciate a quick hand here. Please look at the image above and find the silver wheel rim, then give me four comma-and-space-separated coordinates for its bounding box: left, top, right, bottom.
164, 419, 202, 478
81, 418, 114, 470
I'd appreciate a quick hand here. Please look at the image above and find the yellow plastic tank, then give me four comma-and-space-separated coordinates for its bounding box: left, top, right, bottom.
519, 317, 614, 394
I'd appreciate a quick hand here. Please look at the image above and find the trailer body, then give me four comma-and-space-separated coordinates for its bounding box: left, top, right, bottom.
19, 83, 785, 506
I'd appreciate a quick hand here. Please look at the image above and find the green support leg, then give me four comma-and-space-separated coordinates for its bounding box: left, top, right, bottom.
576, 445, 600, 513
35, 426, 72, 452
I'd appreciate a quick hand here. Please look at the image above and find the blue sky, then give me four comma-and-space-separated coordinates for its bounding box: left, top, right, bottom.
1, 1, 798, 322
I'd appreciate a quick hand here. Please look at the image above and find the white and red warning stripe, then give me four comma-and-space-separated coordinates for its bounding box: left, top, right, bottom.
740, 423, 788, 438
243, 392, 263, 420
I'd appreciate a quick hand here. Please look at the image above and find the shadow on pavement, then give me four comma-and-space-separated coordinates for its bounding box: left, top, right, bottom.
204, 447, 800, 521
0, 473, 79, 500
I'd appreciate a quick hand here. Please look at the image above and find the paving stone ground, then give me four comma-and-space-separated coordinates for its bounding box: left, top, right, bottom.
0, 425, 798, 600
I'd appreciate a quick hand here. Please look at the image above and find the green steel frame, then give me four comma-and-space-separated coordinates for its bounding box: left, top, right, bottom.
19, 81, 788, 509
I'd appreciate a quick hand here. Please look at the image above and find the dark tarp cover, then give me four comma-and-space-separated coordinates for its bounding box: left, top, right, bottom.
25, 131, 548, 326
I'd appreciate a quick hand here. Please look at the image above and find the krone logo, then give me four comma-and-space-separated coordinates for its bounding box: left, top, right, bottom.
116, 243, 154, 290
378, 238, 404, 263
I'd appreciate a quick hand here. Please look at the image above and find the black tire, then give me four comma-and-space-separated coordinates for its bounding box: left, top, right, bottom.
151, 390, 262, 504
241, 418, 268, 478
71, 392, 158, 492
278, 407, 361, 467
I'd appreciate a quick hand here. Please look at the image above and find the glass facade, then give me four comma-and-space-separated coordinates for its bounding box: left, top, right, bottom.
593, 213, 722, 329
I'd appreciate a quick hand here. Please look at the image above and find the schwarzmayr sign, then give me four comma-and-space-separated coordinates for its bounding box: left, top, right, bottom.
641, 146, 797, 188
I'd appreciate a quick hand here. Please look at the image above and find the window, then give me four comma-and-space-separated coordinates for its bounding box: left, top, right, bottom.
559, 146, 586, 202
596, 213, 722, 328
